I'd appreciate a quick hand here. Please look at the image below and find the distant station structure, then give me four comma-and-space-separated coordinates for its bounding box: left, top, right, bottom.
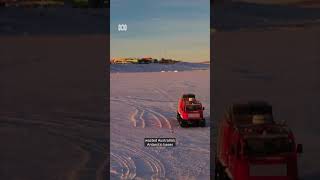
111, 57, 180, 64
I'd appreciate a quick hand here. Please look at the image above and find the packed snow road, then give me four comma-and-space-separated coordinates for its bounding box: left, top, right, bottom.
110, 70, 210, 180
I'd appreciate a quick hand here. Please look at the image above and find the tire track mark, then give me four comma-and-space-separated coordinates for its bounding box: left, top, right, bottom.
150, 113, 162, 128
111, 97, 174, 130
139, 110, 146, 128
144, 107, 172, 130
111, 142, 166, 179
130, 109, 138, 127
0, 114, 107, 180
110, 152, 136, 179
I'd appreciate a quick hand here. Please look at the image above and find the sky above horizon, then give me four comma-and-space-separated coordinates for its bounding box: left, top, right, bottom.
110, 0, 210, 62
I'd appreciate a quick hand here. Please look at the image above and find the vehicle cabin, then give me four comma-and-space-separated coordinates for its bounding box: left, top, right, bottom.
225, 101, 274, 126
180, 94, 203, 112
177, 93, 205, 127
216, 101, 302, 180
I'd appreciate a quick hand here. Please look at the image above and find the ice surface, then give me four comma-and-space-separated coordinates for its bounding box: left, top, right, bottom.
110, 70, 210, 179
110, 62, 209, 73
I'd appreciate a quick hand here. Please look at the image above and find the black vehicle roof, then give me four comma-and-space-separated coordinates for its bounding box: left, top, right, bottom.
224, 101, 274, 127
229, 101, 272, 115
182, 94, 196, 98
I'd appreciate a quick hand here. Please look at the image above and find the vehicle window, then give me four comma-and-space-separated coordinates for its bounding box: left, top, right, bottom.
186, 105, 201, 111
234, 106, 272, 115
245, 137, 294, 156
233, 114, 273, 125
182, 94, 195, 98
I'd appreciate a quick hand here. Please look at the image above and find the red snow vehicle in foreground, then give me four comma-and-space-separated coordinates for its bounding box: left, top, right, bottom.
215, 101, 303, 180
177, 94, 205, 127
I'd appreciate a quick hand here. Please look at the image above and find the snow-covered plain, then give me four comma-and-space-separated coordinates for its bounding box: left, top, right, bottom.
110, 64, 210, 180
111, 62, 209, 73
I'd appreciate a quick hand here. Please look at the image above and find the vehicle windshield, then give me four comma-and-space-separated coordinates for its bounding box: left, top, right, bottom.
234, 114, 273, 125
244, 137, 294, 156
186, 105, 202, 111
234, 105, 272, 115
232, 105, 273, 125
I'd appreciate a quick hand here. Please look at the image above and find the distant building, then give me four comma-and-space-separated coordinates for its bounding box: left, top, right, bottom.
111, 57, 179, 64
159, 58, 179, 64
139, 57, 153, 64
126, 58, 139, 64
111, 58, 128, 64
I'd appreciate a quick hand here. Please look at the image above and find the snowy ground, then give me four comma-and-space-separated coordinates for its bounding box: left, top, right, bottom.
110, 68, 210, 180
111, 62, 209, 73
0, 8, 108, 180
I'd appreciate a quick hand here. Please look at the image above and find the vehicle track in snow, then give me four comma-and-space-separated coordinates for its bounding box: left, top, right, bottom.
129, 108, 146, 128
110, 71, 210, 179
153, 88, 176, 110
123, 96, 173, 103
0, 112, 107, 180
111, 142, 166, 180
110, 152, 136, 179
129, 108, 139, 127
111, 97, 174, 131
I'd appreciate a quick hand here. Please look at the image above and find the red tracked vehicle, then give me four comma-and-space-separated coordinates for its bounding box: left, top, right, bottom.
215, 101, 303, 180
177, 94, 205, 127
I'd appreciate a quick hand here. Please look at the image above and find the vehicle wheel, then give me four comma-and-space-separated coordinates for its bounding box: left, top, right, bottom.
177, 112, 182, 124
215, 160, 222, 180
180, 121, 187, 128
215, 159, 230, 180
177, 113, 187, 127
200, 119, 206, 127
224, 173, 231, 180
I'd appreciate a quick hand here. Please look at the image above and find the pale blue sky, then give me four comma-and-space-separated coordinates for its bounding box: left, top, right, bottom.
110, 0, 210, 62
